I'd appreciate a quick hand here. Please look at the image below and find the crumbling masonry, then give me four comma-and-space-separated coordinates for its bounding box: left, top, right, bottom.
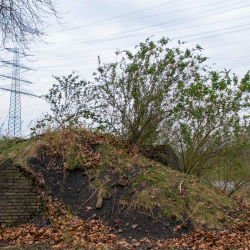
0, 159, 42, 226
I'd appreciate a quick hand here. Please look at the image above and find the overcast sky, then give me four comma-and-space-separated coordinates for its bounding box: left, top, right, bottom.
0, 0, 250, 137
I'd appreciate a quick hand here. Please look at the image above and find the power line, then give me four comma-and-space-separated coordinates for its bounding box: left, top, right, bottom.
0, 74, 35, 85
63, 0, 99, 8
32, 16, 250, 62
2, 1, 247, 78
174, 23, 250, 40
31, 37, 250, 71
56, 0, 238, 32
88, 0, 241, 27
50, 0, 249, 46
24, 0, 249, 67
31, 0, 247, 54
0, 85, 40, 98
211, 55, 250, 62
206, 39, 250, 49
58, 0, 185, 32
31, 24, 250, 69
185, 26, 250, 42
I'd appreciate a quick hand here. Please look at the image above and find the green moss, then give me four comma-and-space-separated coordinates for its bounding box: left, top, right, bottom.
131, 163, 235, 228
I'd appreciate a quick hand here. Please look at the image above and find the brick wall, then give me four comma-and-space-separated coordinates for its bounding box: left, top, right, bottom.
0, 158, 42, 226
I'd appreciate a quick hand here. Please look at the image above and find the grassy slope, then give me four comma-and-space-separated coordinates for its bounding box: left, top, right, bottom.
0, 128, 236, 229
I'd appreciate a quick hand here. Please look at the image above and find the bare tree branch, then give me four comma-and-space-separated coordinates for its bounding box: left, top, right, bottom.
0, 0, 61, 53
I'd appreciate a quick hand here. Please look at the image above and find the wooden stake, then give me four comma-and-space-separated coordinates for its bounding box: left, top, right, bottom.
179, 180, 184, 195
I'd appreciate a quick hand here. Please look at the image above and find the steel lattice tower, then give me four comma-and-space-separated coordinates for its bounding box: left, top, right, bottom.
8, 48, 21, 138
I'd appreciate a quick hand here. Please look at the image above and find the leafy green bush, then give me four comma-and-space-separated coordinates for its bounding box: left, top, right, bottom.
89, 37, 210, 146
87, 37, 250, 177
31, 72, 95, 134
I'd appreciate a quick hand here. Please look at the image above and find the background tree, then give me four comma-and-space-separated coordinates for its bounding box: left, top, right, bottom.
0, 0, 60, 51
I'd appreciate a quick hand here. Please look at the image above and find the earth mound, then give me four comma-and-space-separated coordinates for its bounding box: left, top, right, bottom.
2, 128, 249, 249
20, 129, 235, 239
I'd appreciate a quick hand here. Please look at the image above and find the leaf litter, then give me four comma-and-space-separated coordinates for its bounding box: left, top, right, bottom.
1, 198, 250, 249
2, 129, 250, 249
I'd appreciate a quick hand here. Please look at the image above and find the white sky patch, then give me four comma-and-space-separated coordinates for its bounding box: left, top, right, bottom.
0, 0, 249, 137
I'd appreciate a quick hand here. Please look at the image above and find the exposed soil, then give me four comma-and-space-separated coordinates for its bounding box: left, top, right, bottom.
27, 153, 193, 242
2, 131, 250, 249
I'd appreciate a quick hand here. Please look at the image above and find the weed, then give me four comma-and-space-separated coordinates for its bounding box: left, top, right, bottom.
164, 210, 170, 215
67, 205, 72, 214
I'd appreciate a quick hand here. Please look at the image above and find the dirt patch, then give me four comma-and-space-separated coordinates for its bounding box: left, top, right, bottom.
27, 154, 192, 241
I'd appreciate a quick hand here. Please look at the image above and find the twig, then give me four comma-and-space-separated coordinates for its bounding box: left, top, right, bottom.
181, 202, 204, 225
138, 211, 176, 234
77, 181, 106, 211
179, 180, 184, 195
84, 169, 90, 180
111, 187, 116, 215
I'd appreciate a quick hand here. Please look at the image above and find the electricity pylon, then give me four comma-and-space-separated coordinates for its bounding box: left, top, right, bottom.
8, 48, 21, 138
0, 48, 38, 138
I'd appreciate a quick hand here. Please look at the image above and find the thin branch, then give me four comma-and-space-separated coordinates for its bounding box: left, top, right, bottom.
138, 211, 176, 234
